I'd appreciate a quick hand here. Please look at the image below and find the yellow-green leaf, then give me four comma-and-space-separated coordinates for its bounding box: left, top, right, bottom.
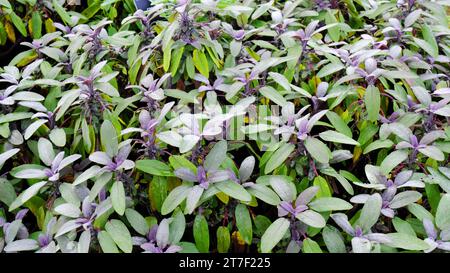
5, 21, 15, 43
29, 11, 42, 39
216, 226, 230, 253
0, 21, 7, 45
313, 176, 332, 198
171, 46, 185, 76
192, 49, 209, 78
364, 85, 380, 122
163, 40, 173, 72
44, 18, 56, 33
10, 12, 27, 37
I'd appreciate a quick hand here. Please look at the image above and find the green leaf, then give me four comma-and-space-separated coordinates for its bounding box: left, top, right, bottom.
260, 218, 290, 253
82, 119, 92, 152
302, 238, 323, 253
49, 128, 66, 147
382, 70, 418, 79
326, 111, 352, 138
0, 21, 7, 45
230, 39, 242, 57
9, 181, 47, 211
185, 55, 195, 79
53, 0, 73, 25
169, 155, 197, 173
0, 112, 33, 124
185, 185, 203, 214
404, 9, 421, 27
0, 148, 19, 170
389, 191, 421, 209
0, 0, 11, 9
125, 208, 149, 236
309, 197, 353, 212
165, 89, 199, 104
304, 137, 331, 164
420, 24, 438, 58
268, 72, 291, 92
364, 85, 380, 122
412, 86, 432, 106
436, 194, 450, 230
128, 58, 141, 84
97, 231, 119, 253
30, 11, 42, 39
105, 220, 132, 253
385, 233, 429, 251
351, 237, 371, 253
357, 123, 379, 146
161, 185, 191, 215
432, 167, 450, 192
10, 164, 46, 179
380, 150, 409, 175
216, 226, 230, 253
9, 49, 38, 67
100, 120, 118, 157
259, 86, 287, 106
320, 168, 354, 195
317, 62, 344, 78
251, 0, 273, 20
136, 160, 173, 176
425, 184, 440, 214
204, 140, 227, 171
363, 139, 393, 154
178, 242, 199, 253
419, 146, 445, 161
169, 209, 185, 244
214, 181, 252, 202
407, 203, 434, 222
35, 79, 62, 87
323, 226, 346, 253
101, 0, 121, 7
163, 41, 172, 72
0, 179, 16, 206
162, 21, 178, 49
10, 12, 27, 37
264, 142, 294, 174
413, 38, 438, 58
73, 165, 102, 186
296, 210, 326, 228
111, 181, 125, 216
325, 10, 340, 42
313, 176, 332, 198
246, 184, 281, 206
193, 215, 209, 253
192, 49, 209, 78
357, 193, 382, 233
171, 46, 185, 77
149, 176, 168, 212
235, 204, 252, 244
392, 217, 416, 237
268, 175, 296, 202
81, 0, 102, 20
319, 130, 360, 146
253, 215, 272, 237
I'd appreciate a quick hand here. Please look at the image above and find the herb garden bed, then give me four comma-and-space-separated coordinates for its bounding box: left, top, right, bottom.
0, 0, 450, 254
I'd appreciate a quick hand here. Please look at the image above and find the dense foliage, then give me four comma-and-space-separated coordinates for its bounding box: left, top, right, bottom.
0, 0, 450, 253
